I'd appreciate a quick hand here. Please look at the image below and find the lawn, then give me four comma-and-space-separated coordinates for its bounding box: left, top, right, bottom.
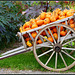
0, 50, 75, 73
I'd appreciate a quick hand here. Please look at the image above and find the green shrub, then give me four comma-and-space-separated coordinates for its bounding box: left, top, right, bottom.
0, 1, 25, 49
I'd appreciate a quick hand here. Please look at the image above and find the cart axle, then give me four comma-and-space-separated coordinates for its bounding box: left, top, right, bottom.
53, 43, 62, 52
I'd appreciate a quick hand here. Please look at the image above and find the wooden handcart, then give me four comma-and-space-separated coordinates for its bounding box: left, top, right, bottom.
0, 13, 75, 72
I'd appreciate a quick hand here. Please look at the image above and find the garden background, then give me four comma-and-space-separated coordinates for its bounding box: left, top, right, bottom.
0, 1, 75, 72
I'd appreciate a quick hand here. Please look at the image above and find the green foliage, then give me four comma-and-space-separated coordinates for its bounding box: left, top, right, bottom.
0, 1, 74, 49
0, 1, 25, 48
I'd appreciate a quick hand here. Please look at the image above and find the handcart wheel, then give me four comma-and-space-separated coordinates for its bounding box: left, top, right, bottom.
33, 24, 75, 72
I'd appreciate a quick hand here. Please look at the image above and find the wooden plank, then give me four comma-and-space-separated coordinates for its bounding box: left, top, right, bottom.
28, 32, 34, 41
2, 46, 24, 56
60, 34, 75, 41
36, 30, 44, 43
22, 36, 27, 48
0, 42, 51, 60
45, 30, 50, 37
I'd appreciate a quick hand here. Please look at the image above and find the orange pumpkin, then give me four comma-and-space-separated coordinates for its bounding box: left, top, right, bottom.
52, 11, 59, 19
62, 22, 65, 24
63, 9, 68, 15
31, 24, 38, 29
53, 27, 57, 33
59, 16, 65, 20
25, 27, 31, 31
55, 13, 59, 19
31, 32, 37, 38
45, 14, 51, 19
30, 19, 36, 24
60, 31, 66, 36
23, 34, 29, 37
25, 37, 30, 41
66, 11, 74, 17
41, 31, 46, 36
37, 39, 42, 44
46, 12, 51, 15
44, 18, 50, 24
23, 21, 32, 29
48, 37, 54, 43
60, 26, 64, 31
59, 11, 65, 16
50, 15, 56, 22
50, 26, 55, 30
53, 33, 58, 40
70, 19, 74, 24
70, 24, 74, 28
36, 20, 44, 26
54, 8, 61, 14
40, 12, 46, 20
35, 16, 40, 22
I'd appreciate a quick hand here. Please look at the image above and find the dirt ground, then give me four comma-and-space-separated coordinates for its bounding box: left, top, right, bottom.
0, 68, 75, 74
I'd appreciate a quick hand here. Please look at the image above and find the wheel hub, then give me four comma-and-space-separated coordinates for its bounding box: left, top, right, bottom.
53, 43, 62, 52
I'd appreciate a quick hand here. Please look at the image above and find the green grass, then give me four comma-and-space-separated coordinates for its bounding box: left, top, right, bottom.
0, 51, 75, 72
0, 51, 46, 71
0, 40, 75, 72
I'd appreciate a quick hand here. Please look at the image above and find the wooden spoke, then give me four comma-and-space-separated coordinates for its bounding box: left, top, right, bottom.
62, 39, 75, 46
37, 45, 53, 48
61, 50, 75, 60
48, 28, 56, 44
62, 47, 75, 51
38, 49, 53, 58
60, 30, 71, 44
45, 51, 55, 66
55, 52, 58, 69
57, 26, 60, 43
40, 35, 54, 45
59, 52, 67, 67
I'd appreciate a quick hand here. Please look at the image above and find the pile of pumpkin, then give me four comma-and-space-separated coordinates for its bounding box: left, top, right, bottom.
19, 8, 75, 47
